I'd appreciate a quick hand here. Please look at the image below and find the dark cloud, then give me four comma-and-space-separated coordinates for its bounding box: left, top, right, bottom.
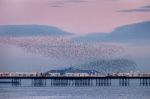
51, 5, 64, 8
119, 9, 150, 12
49, 0, 88, 8
141, 5, 150, 9
69, 0, 88, 3
118, 5, 150, 12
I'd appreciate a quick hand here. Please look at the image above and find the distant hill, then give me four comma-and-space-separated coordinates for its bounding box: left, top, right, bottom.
0, 25, 72, 37
107, 21, 150, 42
1, 21, 149, 42
72, 21, 150, 43
72, 33, 108, 42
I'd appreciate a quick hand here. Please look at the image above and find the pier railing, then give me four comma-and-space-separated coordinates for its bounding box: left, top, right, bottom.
0, 72, 150, 78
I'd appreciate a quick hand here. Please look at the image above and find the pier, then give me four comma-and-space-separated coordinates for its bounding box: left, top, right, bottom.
0, 72, 150, 87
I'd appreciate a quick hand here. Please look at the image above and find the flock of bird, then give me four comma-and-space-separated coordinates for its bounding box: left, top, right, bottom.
0, 36, 136, 72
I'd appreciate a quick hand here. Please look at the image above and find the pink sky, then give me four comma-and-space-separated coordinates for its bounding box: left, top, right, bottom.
0, 0, 150, 34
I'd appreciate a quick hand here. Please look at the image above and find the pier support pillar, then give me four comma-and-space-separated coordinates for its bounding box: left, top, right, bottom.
32, 79, 46, 87
12, 78, 21, 87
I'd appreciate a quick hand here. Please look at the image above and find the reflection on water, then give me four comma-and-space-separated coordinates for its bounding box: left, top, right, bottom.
0, 85, 150, 99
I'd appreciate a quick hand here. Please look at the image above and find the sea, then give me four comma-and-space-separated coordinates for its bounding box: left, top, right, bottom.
0, 80, 150, 99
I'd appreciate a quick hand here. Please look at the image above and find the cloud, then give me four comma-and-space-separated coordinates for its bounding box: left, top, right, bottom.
118, 5, 150, 12
48, 0, 88, 8
141, 5, 150, 9
119, 9, 150, 12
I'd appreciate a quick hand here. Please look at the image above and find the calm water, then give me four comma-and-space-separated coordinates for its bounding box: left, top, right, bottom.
0, 85, 150, 99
